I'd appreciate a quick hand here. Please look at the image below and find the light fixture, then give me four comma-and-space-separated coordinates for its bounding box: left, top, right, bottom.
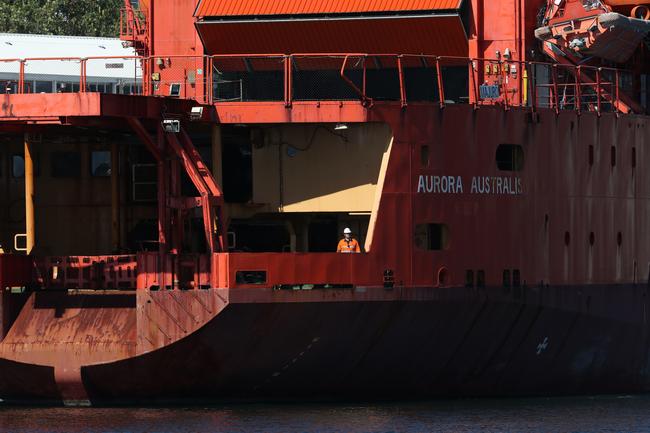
334, 123, 348, 131
189, 106, 204, 121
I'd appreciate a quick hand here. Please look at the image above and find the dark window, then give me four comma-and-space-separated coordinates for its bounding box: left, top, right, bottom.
589, 232, 595, 246
465, 270, 474, 288
34, 81, 52, 93
564, 231, 571, 246
420, 145, 430, 168
11, 154, 40, 178
477, 270, 485, 288
632, 147, 637, 168
513, 269, 521, 287
611, 146, 616, 167
235, 271, 267, 285
12, 155, 24, 178
414, 223, 449, 251
495, 144, 524, 171
503, 269, 511, 287
132, 163, 157, 202
51, 152, 81, 178
91, 151, 111, 177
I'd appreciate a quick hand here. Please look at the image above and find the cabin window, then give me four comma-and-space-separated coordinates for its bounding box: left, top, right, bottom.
51, 152, 81, 178
502, 269, 511, 287
495, 144, 524, 171
91, 151, 111, 177
477, 270, 485, 288
414, 223, 449, 251
12, 154, 39, 178
34, 81, 52, 93
465, 270, 474, 288
235, 271, 267, 285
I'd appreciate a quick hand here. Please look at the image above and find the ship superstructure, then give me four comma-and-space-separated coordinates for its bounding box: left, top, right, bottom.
0, 0, 648, 404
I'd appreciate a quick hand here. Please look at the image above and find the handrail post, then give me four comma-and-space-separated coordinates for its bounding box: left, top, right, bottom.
207, 56, 214, 105
397, 55, 407, 108
575, 65, 581, 115
18, 60, 25, 94
552, 64, 559, 114
79, 58, 87, 93
615, 69, 620, 114
436, 56, 445, 109
596, 67, 602, 116
529, 61, 537, 112
284, 55, 292, 108
362, 56, 367, 97
469, 59, 479, 109
501, 60, 510, 110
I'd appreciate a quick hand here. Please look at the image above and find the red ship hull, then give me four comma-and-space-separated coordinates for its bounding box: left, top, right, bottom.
0, 283, 647, 405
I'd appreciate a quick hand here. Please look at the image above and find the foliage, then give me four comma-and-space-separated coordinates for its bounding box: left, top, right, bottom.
0, 0, 122, 37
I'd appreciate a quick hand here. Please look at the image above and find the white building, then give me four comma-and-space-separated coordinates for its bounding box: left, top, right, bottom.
0, 33, 142, 94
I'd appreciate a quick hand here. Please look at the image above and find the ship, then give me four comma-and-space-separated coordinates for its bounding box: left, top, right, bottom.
0, 0, 649, 405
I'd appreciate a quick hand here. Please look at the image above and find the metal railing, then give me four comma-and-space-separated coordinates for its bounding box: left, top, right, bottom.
0, 54, 643, 115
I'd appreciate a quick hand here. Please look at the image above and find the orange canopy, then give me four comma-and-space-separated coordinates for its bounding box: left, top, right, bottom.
195, 0, 463, 17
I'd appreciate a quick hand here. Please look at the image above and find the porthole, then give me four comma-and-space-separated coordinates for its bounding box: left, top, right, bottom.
495, 144, 524, 171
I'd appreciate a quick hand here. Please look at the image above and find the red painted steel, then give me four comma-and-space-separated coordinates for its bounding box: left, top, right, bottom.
195, 0, 463, 17
196, 17, 468, 56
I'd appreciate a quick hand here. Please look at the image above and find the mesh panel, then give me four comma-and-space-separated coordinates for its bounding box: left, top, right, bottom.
86, 57, 143, 95
292, 55, 363, 101
213, 56, 285, 102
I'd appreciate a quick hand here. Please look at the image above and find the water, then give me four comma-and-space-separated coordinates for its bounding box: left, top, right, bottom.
1, 396, 649, 433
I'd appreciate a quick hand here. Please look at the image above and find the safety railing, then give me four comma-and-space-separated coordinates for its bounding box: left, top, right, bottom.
0, 54, 644, 115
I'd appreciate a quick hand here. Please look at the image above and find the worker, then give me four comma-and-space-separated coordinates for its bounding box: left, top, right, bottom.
337, 228, 361, 253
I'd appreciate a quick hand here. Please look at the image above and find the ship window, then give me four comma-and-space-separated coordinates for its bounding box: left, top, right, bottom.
465, 270, 474, 288
513, 269, 521, 287
34, 81, 52, 93
611, 146, 616, 167
477, 270, 485, 288
51, 152, 81, 178
414, 223, 449, 251
12, 154, 39, 178
91, 151, 111, 177
420, 145, 430, 168
235, 271, 267, 285
502, 269, 511, 287
495, 144, 524, 171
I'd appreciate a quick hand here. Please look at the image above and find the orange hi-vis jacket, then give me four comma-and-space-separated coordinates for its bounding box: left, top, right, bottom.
337, 238, 361, 253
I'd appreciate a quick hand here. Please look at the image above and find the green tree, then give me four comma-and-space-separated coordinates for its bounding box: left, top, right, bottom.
0, 0, 122, 37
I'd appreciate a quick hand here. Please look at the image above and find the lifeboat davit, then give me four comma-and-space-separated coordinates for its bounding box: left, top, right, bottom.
535, 0, 650, 63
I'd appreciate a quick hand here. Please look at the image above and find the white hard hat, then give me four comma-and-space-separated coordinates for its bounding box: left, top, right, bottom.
343, 228, 352, 234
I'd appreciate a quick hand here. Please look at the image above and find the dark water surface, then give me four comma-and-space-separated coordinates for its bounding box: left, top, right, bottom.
1, 395, 649, 433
